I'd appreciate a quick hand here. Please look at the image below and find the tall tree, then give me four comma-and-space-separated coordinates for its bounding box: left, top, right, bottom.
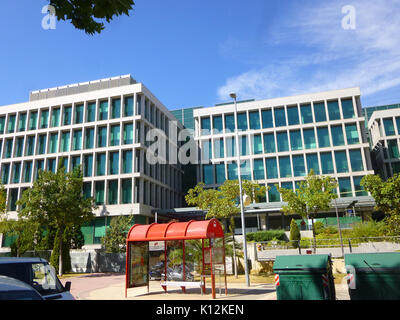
48, 0, 135, 35
361, 174, 400, 235
102, 215, 134, 253
276, 170, 338, 252
17, 165, 96, 275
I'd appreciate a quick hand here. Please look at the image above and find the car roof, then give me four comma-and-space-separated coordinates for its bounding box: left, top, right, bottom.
0, 275, 38, 291
0, 257, 48, 264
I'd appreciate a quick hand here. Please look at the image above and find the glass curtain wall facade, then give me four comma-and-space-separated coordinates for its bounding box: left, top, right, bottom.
196, 89, 373, 203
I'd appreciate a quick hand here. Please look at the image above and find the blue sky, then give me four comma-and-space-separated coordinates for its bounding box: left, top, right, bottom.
0, 0, 399, 110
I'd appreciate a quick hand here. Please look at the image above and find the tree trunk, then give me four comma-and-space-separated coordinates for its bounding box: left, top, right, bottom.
58, 226, 63, 276
311, 216, 317, 254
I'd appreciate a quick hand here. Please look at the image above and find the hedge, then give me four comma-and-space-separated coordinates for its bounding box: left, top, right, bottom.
246, 230, 286, 242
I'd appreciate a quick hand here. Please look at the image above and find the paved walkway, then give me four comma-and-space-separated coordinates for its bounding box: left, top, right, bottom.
61, 273, 350, 300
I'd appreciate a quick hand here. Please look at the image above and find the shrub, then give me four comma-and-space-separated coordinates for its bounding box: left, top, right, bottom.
313, 221, 325, 235
246, 230, 286, 242
349, 221, 387, 238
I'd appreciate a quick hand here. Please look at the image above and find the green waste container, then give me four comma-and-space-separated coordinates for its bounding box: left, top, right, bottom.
344, 252, 400, 300
273, 254, 336, 300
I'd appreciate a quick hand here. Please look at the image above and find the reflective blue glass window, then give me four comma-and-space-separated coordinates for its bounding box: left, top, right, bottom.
303, 128, 316, 149
334, 151, 349, 173
124, 96, 134, 117
314, 102, 327, 122
201, 117, 211, 135
99, 101, 108, 120
213, 116, 223, 134
327, 100, 341, 120
292, 155, 306, 177
300, 104, 313, 124
317, 127, 330, 148
63, 106, 72, 125
349, 149, 364, 172
279, 156, 292, 178
227, 163, 238, 180
237, 113, 248, 131
215, 164, 225, 184
240, 160, 252, 180
266, 158, 278, 179
109, 151, 119, 175
87, 102, 96, 122
84, 155, 93, 177
290, 130, 303, 151
276, 132, 289, 152
321, 152, 334, 174
203, 164, 214, 184
345, 124, 359, 144
214, 138, 225, 158
287, 106, 299, 126
263, 133, 275, 154
224, 114, 235, 133
306, 153, 320, 174
331, 125, 345, 146
240, 136, 249, 156
253, 134, 263, 155
253, 159, 265, 180
396, 117, 400, 135
262, 110, 273, 129
387, 140, 399, 159
338, 177, 352, 197
75, 104, 84, 124
111, 99, 121, 119
249, 111, 260, 130
384, 118, 396, 136
268, 184, 280, 202
202, 140, 212, 161
274, 108, 286, 127
354, 176, 368, 196
226, 137, 236, 157
341, 98, 355, 119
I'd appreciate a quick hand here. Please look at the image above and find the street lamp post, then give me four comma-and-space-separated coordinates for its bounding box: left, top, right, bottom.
230, 92, 250, 287
333, 197, 345, 258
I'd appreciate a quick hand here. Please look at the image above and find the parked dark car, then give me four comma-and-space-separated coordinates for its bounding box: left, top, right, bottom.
0, 257, 74, 300
0, 275, 43, 300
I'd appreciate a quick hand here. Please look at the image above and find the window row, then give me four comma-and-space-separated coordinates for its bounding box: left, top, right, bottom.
382, 117, 400, 136
0, 94, 173, 136
200, 98, 357, 135
0, 151, 181, 190
0, 123, 134, 158
265, 176, 367, 202
4, 178, 182, 211
202, 149, 366, 184
201, 124, 361, 160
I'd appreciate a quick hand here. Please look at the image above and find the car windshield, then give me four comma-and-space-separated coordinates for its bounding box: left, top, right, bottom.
0, 262, 65, 296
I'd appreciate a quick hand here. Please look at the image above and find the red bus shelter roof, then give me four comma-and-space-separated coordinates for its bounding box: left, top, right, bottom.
127, 219, 224, 242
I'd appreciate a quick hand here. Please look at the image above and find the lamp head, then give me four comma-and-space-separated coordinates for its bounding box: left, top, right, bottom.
229, 92, 237, 100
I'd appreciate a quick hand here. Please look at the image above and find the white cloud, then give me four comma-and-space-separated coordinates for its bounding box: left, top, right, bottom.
217, 0, 400, 102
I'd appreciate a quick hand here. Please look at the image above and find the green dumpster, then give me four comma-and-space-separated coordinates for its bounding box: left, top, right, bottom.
344, 253, 400, 300
273, 254, 336, 300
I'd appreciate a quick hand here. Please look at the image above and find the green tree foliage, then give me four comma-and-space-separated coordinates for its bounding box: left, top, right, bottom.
289, 219, 301, 248
361, 174, 400, 235
48, 0, 135, 35
276, 170, 338, 250
102, 215, 133, 253
17, 165, 96, 275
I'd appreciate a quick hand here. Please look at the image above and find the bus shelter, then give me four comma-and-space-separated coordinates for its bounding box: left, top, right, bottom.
125, 219, 227, 299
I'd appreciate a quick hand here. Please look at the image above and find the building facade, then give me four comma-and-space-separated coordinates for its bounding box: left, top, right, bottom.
193, 87, 375, 233
367, 106, 400, 179
0, 75, 183, 247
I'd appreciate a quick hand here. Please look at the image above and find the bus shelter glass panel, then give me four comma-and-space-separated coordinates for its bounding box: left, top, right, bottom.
128, 242, 149, 288
165, 240, 190, 281
148, 241, 166, 281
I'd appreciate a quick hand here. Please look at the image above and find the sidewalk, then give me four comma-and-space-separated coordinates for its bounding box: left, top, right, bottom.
61, 273, 349, 300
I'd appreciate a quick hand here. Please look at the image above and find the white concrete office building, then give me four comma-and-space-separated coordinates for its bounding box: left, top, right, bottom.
0, 75, 183, 247
193, 87, 375, 232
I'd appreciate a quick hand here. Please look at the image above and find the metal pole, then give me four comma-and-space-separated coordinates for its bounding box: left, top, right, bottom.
334, 198, 345, 257
231, 93, 250, 288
